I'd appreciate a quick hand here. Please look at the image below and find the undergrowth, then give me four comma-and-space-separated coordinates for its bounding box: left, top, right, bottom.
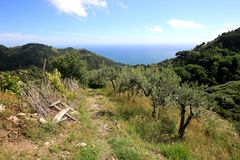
109, 137, 142, 160
105, 88, 240, 160
159, 142, 192, 160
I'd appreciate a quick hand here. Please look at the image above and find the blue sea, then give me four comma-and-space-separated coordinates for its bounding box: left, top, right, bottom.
75, 44, 195, 65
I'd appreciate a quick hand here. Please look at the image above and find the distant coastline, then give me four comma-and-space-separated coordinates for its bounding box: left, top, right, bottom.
73, 44, 195, 65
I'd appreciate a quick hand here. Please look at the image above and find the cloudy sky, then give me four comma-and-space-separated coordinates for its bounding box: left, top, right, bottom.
0, 0, 239, 46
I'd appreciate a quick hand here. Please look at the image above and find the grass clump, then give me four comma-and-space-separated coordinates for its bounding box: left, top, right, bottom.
48, 145, 59, 154
130, 115, 176, 143
75, 146, 99, 160
114, 95, 150, 120
159, 142, 192, 160
109, 137, 142, 160
20, 118, 57, 140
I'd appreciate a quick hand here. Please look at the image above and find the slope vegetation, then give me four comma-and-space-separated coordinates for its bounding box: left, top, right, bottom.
0, 43, 120, 71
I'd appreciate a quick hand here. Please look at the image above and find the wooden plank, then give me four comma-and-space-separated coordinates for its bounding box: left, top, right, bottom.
50, 100, 61, 107
53, 107, 70, 123
51, 104, 76, 121
58, 116, 68, 123
60, 102, 74, 111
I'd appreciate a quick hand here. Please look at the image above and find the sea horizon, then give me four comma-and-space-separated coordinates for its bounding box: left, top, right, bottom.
61, 44, 196, 65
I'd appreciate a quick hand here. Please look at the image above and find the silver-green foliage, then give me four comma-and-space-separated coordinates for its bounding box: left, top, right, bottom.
115, 66, 209, 139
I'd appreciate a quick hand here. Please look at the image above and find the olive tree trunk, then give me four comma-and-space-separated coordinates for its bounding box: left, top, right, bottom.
178, 105, 194, 139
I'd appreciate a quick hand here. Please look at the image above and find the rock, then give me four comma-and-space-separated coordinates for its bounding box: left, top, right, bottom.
0, 104, 6, 112
65, 151, 70, 155
7, 116, 20, 125
45, 142, 50, 146
30, 113, 38, 117
77, 142, 87, 147
61, 154, 66, 159
39, 117, 47, 124
17, 113, 26, 116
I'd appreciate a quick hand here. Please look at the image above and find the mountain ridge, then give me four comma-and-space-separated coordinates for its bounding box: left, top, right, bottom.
0, 43, 121, 71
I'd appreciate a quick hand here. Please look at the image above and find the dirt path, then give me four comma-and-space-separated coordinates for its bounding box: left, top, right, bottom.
85, 89, 117, 160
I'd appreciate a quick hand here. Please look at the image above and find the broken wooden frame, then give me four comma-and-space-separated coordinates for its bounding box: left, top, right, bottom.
50, 100, 76, 123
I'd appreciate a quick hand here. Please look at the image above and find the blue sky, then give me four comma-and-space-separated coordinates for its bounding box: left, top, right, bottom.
0, 0, 239, 46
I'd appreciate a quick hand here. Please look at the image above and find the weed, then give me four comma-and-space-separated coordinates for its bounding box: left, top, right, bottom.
159, 142, 192, 160
130, 115, 176, 143
40, 120, 57, 133
66, 132, 78, 143
20, 118, 57, 140
75, 146, 99, 160
49, 145, 59, 154
109, 137, 142, 160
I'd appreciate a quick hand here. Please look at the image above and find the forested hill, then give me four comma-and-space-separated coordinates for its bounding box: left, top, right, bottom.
158, 27, 240, 123
0, 43, 120, 71
162, 27, 240, 86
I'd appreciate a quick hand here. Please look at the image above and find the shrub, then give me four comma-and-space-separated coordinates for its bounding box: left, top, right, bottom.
130, 115, 176, 143
0, 73, 21, 94
215, 96, 236, 109
50, 52, 88, 87
159, 143, 192, 160
46, 69, 65, 92
234, 121, 240, 134
46, 69, 77, 99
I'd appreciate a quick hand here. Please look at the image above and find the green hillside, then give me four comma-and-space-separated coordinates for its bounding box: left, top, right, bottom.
164, 28, 240, 85
157, 28, 240, 128
207, 81, 240, 121
0, 28, 240, 160
0, 43, 120, 71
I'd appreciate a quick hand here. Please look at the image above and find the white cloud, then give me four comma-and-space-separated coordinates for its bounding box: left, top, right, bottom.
47, 0, 107, 18
168, 19, 205, 29
0, 32, 122, 46
146, 26, 163, 33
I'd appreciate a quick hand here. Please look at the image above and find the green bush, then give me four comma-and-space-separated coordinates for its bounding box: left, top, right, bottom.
109, 137, 141, 160
46, 69, 65, 92
130, 115, 176, 143
234, 121, 240, 134
0, 73, 21, 94
215, 96, 236, 109
50, 52, 88, 87
159, 143, 192, 160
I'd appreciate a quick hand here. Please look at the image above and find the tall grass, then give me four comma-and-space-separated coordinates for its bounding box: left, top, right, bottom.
130, 115, 176, 143
109, 137, 142, 160
159, 142, 192, 160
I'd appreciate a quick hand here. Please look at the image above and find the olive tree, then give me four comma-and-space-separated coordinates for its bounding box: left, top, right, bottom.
88, 66, 120, 89
174, 83, 209, 139
115, 66, 181, 119
150, 68, 181, 118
